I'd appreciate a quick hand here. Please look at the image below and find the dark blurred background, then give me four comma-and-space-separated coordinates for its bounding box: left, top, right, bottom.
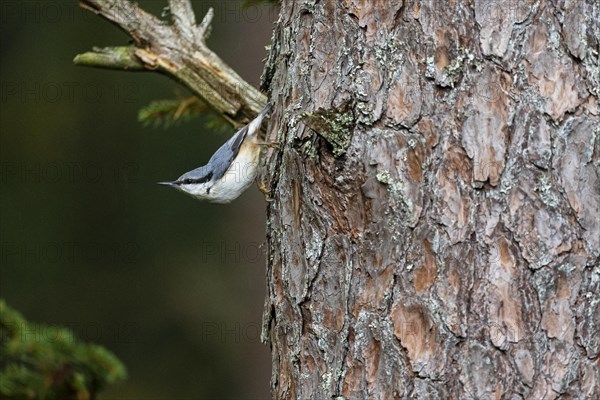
0, 1, 276, 398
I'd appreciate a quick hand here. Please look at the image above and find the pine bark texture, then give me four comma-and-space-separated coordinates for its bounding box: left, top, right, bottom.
261, 1, 599, 399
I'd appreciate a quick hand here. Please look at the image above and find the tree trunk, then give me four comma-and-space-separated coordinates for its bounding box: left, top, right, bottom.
261, 1, 599, 398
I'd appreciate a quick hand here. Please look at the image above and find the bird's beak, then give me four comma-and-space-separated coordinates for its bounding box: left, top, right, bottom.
157, 181, 177, 187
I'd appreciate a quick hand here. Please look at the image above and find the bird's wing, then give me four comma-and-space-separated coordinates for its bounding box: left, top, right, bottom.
208, 124, 249, 180
205, 105, 270, 181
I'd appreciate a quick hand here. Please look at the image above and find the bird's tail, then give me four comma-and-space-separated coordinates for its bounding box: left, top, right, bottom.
247, 103, 272, 139
257, 103, 271, 119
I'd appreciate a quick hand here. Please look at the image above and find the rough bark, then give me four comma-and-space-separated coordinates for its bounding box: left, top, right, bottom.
260, 1, 599, 399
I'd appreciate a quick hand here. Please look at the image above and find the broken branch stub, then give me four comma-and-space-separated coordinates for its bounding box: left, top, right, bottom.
75, 0, 267, 128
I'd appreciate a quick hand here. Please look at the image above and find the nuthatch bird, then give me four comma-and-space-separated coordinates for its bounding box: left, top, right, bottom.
158, 105, 272, 203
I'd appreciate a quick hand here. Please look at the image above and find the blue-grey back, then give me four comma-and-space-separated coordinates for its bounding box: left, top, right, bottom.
207, 124, 248, 180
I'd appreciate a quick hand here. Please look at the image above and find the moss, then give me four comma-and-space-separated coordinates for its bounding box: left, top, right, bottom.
425, 56, 436, 79
301, 107, 355, 157
73, 46, 144, 70
535, 174, 560, 207
376, 171, 393, 185
441, 50, 468, 88
426, 48, 482, 87
376, 171, 406, 196
0, 299, 126, 399
301, 140, 319, 162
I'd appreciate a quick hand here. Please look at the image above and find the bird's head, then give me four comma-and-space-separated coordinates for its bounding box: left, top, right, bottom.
158, 166, 214, 200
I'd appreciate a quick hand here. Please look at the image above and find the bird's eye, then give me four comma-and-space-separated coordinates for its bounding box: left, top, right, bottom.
184, 179, 193, 184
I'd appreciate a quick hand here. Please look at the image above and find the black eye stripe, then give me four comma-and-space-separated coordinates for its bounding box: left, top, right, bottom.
178, 171, 213, 185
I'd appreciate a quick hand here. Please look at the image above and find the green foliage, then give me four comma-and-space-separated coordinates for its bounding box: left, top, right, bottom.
138, 97, 206, 128
0, 300, 126, 399
137, 97, 231, 134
